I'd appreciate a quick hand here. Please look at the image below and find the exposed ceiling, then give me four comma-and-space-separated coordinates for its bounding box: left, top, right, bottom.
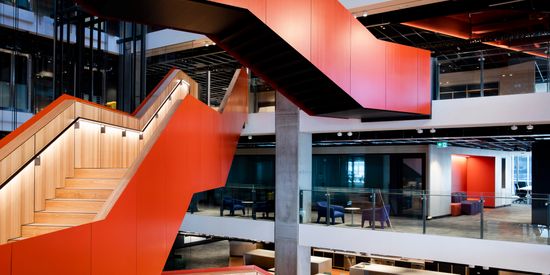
146, 44, 240, 106
238, 124, 550, 151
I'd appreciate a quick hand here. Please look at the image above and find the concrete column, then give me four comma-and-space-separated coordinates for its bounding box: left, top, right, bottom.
275, 92, 311, 275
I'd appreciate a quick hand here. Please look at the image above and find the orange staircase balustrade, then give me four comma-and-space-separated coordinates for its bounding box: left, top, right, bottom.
0, 69, 248, 275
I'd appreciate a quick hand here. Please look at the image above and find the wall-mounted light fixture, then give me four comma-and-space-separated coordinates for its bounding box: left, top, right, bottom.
139, 133, 144, 140
74, 121, 80, 129
122, 130, 127, 137
34, 156, 41, 166
100, 125, 106, 134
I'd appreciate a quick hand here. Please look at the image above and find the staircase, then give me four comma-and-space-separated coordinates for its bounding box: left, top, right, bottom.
8, 168, 125, 242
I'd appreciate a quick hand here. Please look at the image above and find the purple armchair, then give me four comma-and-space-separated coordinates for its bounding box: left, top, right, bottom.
361, 205, 391, 229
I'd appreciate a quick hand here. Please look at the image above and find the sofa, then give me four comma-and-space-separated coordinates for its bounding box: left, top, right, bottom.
451, 192, 482, 215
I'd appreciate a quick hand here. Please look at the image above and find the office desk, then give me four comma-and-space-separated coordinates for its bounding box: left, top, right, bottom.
350, 263, 451, 275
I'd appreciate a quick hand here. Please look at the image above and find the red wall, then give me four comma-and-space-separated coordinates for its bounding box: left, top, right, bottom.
451, 155, 468, 193
466, 156, 496, 207
0, 70, 249, 274
211, 0, 431, 115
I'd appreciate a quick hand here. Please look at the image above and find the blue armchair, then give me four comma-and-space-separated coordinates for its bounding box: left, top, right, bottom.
316, 201, 345, 225
361, 204, 391, 228
220, 196, 245, 216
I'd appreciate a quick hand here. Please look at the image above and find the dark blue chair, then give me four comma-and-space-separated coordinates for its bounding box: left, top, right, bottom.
253, 200, 275, 218
316, 201, 345, 225
220, 197, 245, 216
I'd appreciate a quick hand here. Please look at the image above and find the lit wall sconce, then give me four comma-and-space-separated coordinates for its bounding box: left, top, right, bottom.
122, 130, 126, 137
139, 133, 144, 140
34, 156, 41, 166
74, 121, 80, 129
100, 125, 106, 134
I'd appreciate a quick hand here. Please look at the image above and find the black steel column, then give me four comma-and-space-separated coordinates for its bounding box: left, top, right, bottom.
532, 141, 550, 225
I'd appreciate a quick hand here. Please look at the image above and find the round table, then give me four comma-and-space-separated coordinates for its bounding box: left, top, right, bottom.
345, 207, 361, 226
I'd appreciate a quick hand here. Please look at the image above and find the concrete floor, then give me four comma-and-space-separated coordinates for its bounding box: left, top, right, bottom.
193, 203, 549, 245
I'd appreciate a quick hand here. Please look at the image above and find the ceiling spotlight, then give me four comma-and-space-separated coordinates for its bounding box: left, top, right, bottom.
337, 132, 343, 137
511, 125, 518, 131
430, 128, 436, 134
527, 124, 534, 130
247, 135, 253, 140
362, 12, 368, 17
416, 129, 423, 134
347, 131, 353, 137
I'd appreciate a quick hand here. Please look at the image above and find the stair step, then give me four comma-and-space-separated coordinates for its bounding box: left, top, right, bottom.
34, 211, 96, 225
45, 199, 105, 212
74, 168, 126, 179
21, 224, 70, 238
65, 178, 119, 189
55, 187, 113, 200
7, 237, 26, 243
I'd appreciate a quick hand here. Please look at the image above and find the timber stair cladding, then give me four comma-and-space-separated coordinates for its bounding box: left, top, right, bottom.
11, 168, 126, 241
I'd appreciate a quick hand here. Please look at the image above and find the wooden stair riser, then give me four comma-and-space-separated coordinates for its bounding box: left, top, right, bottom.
55, 188, 113, 200
21, 225, 69, 238
64, 178, 119, 189
34, 212, 96, 225
74, 169, 126, 178
45, 199, 105, 212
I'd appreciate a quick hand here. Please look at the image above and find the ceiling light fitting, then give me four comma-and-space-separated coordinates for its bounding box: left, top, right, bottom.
347, 131, 353, 137
248, 135, 253, 140
511, 125, 518, 131
337, 132, 343, 137
526, 124, 534, 130
416, 129, 423, 134
430, 128, 436, 134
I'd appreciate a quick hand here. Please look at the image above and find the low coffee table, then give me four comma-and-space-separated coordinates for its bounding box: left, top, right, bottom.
345, 207, 361, 226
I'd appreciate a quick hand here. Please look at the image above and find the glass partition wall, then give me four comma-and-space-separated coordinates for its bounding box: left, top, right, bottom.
435, 43, 550, 100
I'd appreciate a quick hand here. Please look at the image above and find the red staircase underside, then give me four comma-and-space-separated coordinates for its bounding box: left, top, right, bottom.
78, 0, 432, 121
0, 70, 248, 274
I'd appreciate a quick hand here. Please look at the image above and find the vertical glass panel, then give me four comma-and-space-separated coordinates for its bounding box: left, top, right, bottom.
14, 54, 29, 112
0, 51, 11, 110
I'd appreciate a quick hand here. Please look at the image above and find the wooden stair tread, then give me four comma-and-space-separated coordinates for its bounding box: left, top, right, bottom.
45, 199, 106, 212
21, 224, 71, 238
64, 178, 120, 188
55, 188, 113, 200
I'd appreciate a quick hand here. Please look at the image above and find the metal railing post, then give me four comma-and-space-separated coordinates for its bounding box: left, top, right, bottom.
546, 195, 550, 245
480, 197, 485, 239
252, 185, 257, 220
422, 191, 427, 234
326, 192, 331, 226
371, 189, 377, 230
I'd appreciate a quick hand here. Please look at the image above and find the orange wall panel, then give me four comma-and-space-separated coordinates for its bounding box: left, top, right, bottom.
210, 0, 266, 22
466, 156, 496, 207
266, 0, 311, 59
311, 0, 351, 93
350, 19, 386, 110
0, 243, 11, 274
417, 50, 432, 115
451, 155, 468, 193
91, 183, 137, 275
12, 225, 92, 274
385, 44, 419, 113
